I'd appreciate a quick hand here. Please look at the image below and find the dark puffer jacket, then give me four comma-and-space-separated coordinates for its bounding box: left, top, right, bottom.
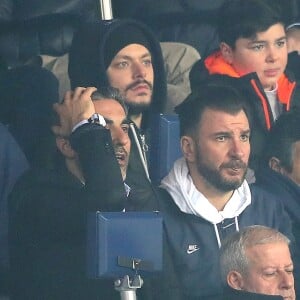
9, 123, 159, 300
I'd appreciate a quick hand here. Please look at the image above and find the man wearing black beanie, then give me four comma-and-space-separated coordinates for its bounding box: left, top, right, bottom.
104, 24, 153, 127
69, 19, 166, 130
68, 19, 167, 211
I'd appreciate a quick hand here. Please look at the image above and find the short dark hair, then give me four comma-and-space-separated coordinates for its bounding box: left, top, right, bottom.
263, 110, 300, 172
52, 86, 127, 128
175, 81, 251, 137
218, 0, 284, 48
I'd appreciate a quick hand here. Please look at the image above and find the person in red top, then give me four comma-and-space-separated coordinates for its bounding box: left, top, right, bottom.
190, 0, 300, 174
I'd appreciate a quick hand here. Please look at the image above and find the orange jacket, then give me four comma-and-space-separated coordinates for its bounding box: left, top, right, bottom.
203, 51, 296, 129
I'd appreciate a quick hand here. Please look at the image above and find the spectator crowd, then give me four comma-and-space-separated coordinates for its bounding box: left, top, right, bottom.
0, 0, 300, 299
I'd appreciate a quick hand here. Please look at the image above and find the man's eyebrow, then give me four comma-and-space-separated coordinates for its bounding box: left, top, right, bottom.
241, 129, 251, 135
211, 131, 231, 137
285, 263, 294, 268
123, 118, 131, 124
104, 118, 113, 125
211, 128, 250, 136
103, 118, 131, 125
274, 36, 287, 44
114, 52, 151, 60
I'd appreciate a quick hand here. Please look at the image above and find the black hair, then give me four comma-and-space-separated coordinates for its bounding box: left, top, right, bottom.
51, 86, 129, 169
90, 86, 128, 116
218, 0, 285, 48
52, 86, 128, 128
175, 81, 251, 137
263, 110, 300, 172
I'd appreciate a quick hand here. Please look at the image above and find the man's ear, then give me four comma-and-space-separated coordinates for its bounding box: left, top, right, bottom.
227, 270, 244, 290
181, 135, 196, 163
56, 137, 77, 159
220, 42, 234, 64
269, 157, 284, 174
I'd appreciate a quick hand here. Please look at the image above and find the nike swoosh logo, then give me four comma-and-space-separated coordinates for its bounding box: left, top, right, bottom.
187, 247, 200, 254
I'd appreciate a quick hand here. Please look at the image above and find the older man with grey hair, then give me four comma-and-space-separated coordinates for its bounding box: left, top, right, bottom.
218, 225, 295, 300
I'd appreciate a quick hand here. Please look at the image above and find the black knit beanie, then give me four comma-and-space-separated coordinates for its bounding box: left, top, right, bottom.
104, 24, 151, 69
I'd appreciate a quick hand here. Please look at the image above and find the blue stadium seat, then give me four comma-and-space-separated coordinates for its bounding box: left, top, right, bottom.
149, 114, 182, 185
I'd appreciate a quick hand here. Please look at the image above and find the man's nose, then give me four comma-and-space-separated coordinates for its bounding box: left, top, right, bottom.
279, 271, 294, 290
115, 127, 130, 146
132, 62, 146, 78
229, 138, 246, 159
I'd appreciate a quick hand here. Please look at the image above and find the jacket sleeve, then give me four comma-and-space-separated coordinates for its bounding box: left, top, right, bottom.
8, 123, 126, 243
70, 123, 126, 211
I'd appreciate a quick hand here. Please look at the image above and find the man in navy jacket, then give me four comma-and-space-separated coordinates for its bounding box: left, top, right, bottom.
155, 82, 295, 299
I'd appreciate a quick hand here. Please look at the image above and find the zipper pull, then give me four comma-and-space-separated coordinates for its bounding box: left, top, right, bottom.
140, 134, 148, 152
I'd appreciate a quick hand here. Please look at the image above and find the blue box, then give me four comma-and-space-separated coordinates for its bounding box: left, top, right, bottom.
149, 114, 182, 184
87, 211, 163, 279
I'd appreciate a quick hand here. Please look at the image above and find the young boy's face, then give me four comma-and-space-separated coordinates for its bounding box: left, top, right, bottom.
223, 23, 287, 91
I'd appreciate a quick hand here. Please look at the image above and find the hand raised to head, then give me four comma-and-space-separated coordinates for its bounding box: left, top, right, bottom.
52, 87, 97, 137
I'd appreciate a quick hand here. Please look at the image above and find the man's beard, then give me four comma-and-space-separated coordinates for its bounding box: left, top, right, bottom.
124, 79, 153, 115
196, 150, 247, 192
127, 101, 151, 115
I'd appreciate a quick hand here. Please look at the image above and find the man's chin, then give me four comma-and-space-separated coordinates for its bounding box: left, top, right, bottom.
224, 170, 246, 182
219, 175, 245, 189
216, 170, 246, 190
127, 100, 152, 115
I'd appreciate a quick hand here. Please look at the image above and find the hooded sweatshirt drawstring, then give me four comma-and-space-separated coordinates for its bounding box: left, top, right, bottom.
161, 158, 249, 248
213, 216, 240, 248
235, 216, 240, 231
213, 223, 222, 248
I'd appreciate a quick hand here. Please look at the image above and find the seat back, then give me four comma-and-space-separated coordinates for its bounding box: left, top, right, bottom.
87, 211, 163, 279
0, 0, 99, 67
149, 114, 182, 184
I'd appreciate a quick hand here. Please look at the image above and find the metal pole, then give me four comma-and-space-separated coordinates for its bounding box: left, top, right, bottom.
99, 0, 113, 20
119, 290, 137, 300
115, 275, 143, 300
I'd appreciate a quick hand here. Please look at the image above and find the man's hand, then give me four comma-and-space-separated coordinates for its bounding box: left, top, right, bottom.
52, 87, 97, 137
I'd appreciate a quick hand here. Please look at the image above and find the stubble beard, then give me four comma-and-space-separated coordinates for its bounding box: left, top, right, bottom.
127, 101, 151, 116
195, 151, 247, 192
123, 79, 153, 115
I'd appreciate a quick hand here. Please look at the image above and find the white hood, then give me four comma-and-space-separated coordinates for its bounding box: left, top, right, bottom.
160, 157, 251, 225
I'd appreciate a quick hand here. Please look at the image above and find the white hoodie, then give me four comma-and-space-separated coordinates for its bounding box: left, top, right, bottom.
160, 157, 252, 247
